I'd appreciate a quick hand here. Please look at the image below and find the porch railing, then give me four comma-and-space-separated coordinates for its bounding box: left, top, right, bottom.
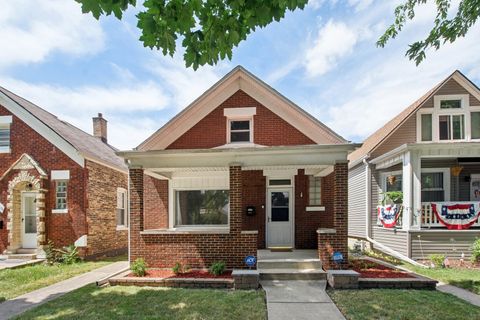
421, 202, 480, 228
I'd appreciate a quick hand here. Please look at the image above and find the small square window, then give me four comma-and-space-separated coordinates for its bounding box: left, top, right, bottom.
229, 120, 251, 143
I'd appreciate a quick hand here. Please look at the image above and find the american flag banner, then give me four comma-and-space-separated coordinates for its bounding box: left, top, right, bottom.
431, 202, 480, 230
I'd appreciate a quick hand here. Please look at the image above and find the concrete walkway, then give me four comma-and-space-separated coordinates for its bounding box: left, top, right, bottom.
437, 282, 480, 307
0, 261, 128, 320
0, 258, 43, 270
261, 280, 345, 320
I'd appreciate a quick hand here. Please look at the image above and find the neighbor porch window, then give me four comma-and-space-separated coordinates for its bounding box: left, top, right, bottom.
175, 190, 229, 226
55, 181, 68, 210
439, 114, 465, 140
421, 172, 446, 202
116, 188, 128, 227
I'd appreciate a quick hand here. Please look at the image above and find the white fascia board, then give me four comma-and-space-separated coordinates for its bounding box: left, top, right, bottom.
119, 144, 354, 169
0, 92, 84, 167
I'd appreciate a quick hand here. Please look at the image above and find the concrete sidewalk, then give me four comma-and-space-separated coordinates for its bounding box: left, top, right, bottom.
261, 280, 345, 320
437, 282, 480, 307
0, 261, 128, 320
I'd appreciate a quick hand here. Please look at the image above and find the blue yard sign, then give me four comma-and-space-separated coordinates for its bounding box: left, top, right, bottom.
244, 255, 256, 267
332, 252, 344, 264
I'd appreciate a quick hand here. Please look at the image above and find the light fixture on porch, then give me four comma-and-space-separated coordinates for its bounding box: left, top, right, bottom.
450, 166, 463, 177
25, 183, 33, 191
387, 175, 397, 186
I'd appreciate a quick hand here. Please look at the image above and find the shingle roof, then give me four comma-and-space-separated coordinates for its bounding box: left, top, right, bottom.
0, 86, 127, 171
348, 72, 455, 165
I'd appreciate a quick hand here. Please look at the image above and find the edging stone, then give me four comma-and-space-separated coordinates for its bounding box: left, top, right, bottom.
327, 270, 359, 289
232, 269, 259, 290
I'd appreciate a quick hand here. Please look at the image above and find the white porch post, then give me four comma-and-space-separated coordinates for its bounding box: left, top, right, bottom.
402, 152, 412, 230
411, 151, 422, 229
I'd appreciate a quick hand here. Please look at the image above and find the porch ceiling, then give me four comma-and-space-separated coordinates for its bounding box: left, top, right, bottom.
118, 144, 355, 169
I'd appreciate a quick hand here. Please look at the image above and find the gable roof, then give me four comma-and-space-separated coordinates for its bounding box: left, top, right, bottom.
0, 86, 127, 172
348, 70, 480, 165
137, 66, 348, 151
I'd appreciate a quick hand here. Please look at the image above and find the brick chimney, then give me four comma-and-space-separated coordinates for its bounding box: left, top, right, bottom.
93, 113, 107, 143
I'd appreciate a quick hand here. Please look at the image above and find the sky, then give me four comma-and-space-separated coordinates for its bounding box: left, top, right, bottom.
1, 0, 480, 150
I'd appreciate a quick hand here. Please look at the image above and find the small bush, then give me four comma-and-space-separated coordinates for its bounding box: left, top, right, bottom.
429, 254, 446, 268
131, 258, 147, 277
172, 262, 183, 275
209, 261, 226, 276
471, 239, 480, 263
44, 241, 63, 265
61, 245, 80, 264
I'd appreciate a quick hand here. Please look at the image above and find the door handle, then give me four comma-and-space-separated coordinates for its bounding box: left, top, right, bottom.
268, 217, 271, 222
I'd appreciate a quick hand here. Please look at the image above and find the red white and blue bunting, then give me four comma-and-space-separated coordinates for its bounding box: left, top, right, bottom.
377, 205, 402, 228
431, 202, 480, 230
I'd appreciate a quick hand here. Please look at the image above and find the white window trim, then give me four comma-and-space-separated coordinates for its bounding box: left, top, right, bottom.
168, 183, 230, 231
224, 107, 256, 144
417, 94, 480, 143
0, 115, 12, 154
116, 187, 128, 229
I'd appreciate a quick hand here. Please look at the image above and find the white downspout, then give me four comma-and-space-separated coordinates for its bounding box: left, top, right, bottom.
362, 158, 425, 267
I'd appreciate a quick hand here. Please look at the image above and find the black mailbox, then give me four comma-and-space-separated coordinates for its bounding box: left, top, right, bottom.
246, 206, 256, 216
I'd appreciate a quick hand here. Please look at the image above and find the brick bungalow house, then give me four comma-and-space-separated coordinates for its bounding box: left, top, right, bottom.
348, 70, 480, 261
0, 87, 128, 259
119, 66, 357, 270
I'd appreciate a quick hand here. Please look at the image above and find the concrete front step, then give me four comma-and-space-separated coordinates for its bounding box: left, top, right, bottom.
6, 253, 37, 260
259, 268, 327, 281
257, 260, 322, 270
16, 248, 37, 254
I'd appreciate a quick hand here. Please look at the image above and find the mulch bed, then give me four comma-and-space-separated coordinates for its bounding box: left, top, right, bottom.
350, 259, 415, 279
128, 269, 233, 279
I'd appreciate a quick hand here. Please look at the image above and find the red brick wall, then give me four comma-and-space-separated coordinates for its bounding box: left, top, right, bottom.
129, 167, 258, 269
143, 175, 169, 230
167, 90, 315, 149
85, 160, 128, 257
294, 170, 334, 249
241, 170, 266, 248
318, 163, 349, 270
0, 105, 87, 252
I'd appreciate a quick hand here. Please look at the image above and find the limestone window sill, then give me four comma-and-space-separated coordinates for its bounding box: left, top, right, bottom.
116, 226, 129, 231
317, 228, 336, 234
306, 206, 325, 212
0, 148, 11, 154
52, 209, 68, 214
141, 228, 230, 235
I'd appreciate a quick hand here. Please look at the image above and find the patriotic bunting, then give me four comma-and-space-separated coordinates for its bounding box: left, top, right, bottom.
377, 204, 402, 228
431, 202, 480, 230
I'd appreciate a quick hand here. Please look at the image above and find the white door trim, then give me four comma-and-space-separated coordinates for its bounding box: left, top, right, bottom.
266, 186, 294, 248
21, 192, 37, 249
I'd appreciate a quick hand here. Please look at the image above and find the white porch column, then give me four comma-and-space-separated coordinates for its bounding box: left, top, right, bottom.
402, 152, 413, 230
411, 151, 422, 229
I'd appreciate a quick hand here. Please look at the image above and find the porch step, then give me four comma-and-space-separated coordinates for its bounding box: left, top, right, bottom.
16, 248, 36, 254
6, 253, 37, 260
259, 268, 327, 281
257, 260, 323, 270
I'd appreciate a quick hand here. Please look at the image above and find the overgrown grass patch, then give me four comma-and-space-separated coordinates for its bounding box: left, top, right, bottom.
15, 284, 267, 320
329, 288, 480, 320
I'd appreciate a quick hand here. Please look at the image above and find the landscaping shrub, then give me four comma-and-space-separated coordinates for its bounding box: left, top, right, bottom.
209, 261, 226, 276
62, 245, 80, 264
429, 254, 446, 268
471, 239, 480, 263
172, 262, 183, 275
45, 241, 63, 265
131, 258, 147, 277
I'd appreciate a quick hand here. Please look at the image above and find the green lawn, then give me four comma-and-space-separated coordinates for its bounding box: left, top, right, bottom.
329, 289, 480, 320
0, 256, 125, 301
403, 264, 480, 295
15, 284, 267, 320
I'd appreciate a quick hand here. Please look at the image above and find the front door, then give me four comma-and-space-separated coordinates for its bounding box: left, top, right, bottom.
266, 188, 293, 248
21, 192, 37, 249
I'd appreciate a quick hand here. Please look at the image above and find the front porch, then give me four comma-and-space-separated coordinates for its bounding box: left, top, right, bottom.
121, 145, 353, 270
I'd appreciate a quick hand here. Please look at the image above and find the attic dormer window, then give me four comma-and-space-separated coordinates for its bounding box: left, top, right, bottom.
224, 107, 256, 144
229, 120, 251, 142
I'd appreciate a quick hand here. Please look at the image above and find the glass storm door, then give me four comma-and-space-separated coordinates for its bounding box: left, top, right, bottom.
266, 188, 293, 248
22, 193, 37, 248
